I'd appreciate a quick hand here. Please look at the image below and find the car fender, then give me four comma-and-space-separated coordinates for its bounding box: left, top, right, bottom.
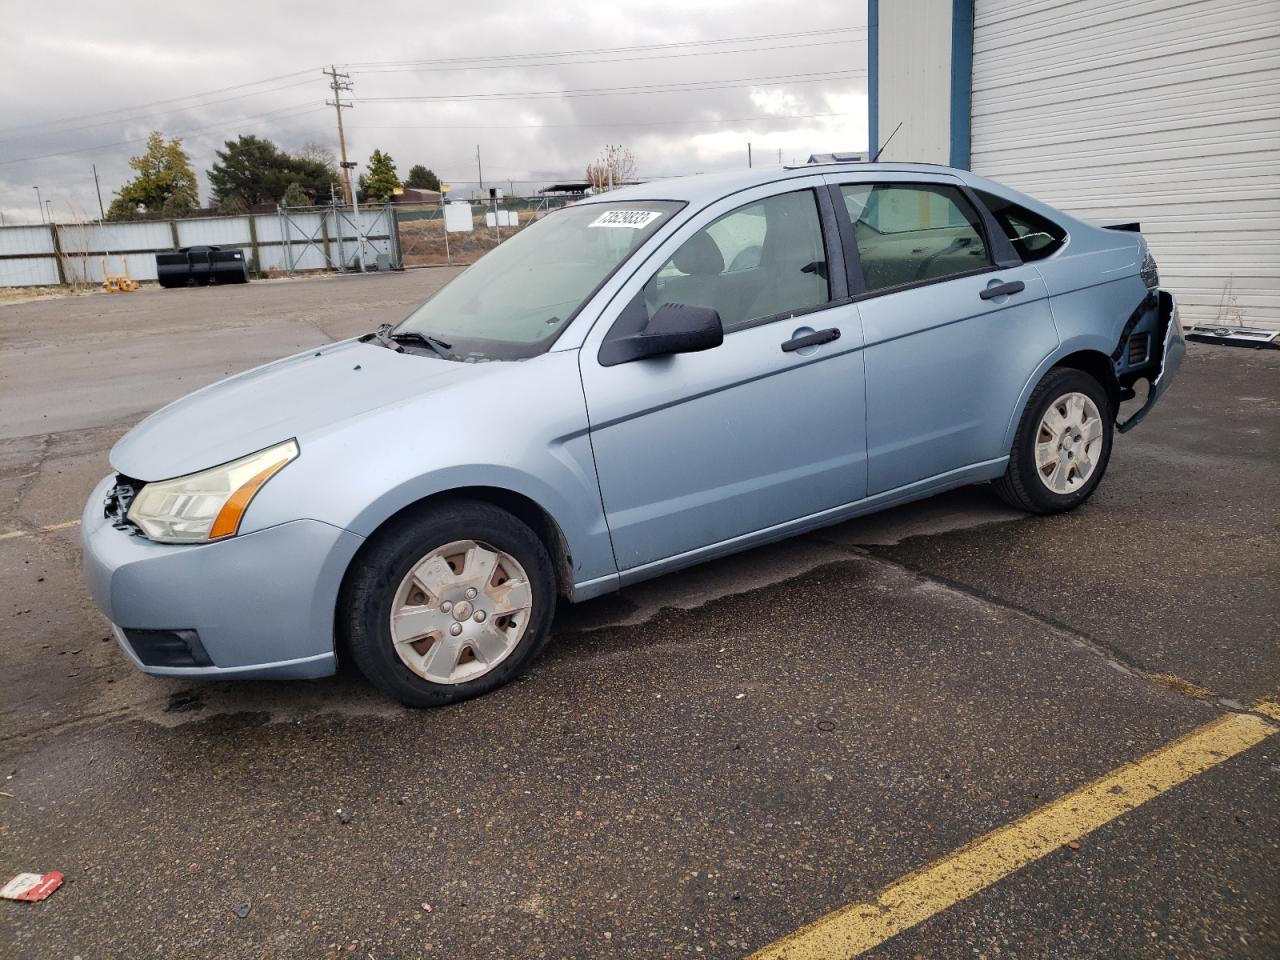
999, 332, 1118, 452
243, 350, 619, 597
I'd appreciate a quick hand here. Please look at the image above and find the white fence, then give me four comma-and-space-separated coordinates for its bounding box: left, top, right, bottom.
0, 204, 401, 287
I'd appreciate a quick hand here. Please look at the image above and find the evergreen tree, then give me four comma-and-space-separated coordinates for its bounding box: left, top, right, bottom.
208, 135, 335, 209
404, 164, 441, 191
281, 181, 310, 207
107, 132, 198, 220
359, 149, 400, 202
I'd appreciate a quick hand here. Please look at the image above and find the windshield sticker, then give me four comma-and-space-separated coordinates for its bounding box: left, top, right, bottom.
589, 210, 662, 229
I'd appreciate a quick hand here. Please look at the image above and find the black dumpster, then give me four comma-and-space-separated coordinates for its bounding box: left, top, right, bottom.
156, 246, 249, 288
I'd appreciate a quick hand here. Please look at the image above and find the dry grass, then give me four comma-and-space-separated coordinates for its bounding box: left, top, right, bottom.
397, 209, 533, 267
1149, 673, 1215, 701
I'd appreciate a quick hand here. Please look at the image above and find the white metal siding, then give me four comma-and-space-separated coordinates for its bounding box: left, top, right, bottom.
878, 0, 955, 163
971, 0, 1280, 329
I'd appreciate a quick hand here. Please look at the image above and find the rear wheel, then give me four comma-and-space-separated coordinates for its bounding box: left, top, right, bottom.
994, 367, 1113, 514
341, 500, 556, 707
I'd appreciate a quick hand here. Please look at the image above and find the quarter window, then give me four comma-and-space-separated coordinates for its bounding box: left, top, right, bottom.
975, 190, 1067, 261
840, 183, 993, 293
642, 189, 829, 333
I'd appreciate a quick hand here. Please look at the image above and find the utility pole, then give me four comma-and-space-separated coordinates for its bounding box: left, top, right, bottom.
324, 66, 355, 205
33, 186, 44, 224
476, 145, 484, 193
748, 142, 753, 168
92, 165, 106, 219
342, 161, 366, 273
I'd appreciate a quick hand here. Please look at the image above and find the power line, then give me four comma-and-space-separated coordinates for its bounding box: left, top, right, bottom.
357, 69, 866, 104
0, 102, 329, 167
344, 26, 865, 69
359, 111, 853, 131
350, 38, 865, 75
0, 76, 319, 146
0, 68, 320, 139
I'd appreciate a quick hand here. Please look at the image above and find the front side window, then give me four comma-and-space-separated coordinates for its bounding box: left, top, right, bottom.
840, 183, 993, 293
975, 190, 1067, 261
640, 189, 830, 334
398, 200, 681, 360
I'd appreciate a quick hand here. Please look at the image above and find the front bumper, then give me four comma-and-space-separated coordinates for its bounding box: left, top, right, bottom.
81, 475, 364, 679
1116, 288, 1185, 433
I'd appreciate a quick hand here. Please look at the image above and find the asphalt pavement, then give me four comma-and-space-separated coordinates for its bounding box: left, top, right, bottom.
1, 272, 1276, 959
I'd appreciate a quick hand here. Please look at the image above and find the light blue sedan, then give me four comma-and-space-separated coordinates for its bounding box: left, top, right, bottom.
82, 163, 1184, 706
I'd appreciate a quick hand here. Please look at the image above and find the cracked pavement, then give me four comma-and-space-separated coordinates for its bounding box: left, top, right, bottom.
1, 272, 1277, 958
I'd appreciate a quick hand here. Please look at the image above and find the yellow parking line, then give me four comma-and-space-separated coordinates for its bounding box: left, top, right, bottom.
1254, 700, 1280, 723
0, 519, 80, 543
39, 519, 80, 531
749, 709, 1278, 960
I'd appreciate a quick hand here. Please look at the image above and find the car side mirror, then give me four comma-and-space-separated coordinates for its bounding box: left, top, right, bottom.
599, 301, 724, 366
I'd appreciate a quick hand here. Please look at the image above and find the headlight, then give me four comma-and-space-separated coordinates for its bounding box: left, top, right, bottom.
126, 440, 299, 543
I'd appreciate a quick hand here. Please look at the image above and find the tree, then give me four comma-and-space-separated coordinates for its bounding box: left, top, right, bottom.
281, 181, 310, 207
297, 141, 339, 179
404, 164, 441, 191
106, 132, 198, 220
358, 149, 400, 202
208, 134, 336, 208
585, 144, 637, 192
208, 134, 288, 208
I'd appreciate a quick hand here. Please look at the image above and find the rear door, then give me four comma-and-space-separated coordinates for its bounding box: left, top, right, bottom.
578, 178, 868, 575
825, 174, 1060, 495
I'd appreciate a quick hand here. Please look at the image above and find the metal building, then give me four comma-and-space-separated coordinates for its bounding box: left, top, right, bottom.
869, 0, 1280, 331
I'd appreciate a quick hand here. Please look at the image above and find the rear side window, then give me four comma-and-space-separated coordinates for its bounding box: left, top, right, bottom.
839, 183, 993, 293
976, 190, 1067, 261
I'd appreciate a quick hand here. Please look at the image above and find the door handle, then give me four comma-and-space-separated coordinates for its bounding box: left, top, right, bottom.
781, 327, 841, 352
980, 280, 1025, 300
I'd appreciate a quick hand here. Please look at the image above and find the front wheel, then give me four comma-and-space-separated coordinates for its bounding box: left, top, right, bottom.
341, 500, 557, 707
994, 367, 1113, 514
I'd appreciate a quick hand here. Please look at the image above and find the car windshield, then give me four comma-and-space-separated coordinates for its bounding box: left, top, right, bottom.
396, 200, 683, 360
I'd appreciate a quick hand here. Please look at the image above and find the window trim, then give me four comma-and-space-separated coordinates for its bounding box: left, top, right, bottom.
971, 188, 1067, 263
600, 186, 842, 352
825, 179, 1023, 303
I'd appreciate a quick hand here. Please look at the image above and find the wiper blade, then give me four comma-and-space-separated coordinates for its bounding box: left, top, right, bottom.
360, 323, 402, 351
390, 330, 453, 360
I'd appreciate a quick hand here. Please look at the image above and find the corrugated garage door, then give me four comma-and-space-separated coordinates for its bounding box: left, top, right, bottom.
969, 0, 1280, 330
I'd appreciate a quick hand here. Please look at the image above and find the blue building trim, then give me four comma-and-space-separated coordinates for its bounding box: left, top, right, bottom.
868, 0, 879, 158
949, 0, 974, 169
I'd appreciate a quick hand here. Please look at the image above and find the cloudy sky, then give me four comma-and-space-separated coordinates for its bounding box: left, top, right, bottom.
0, 0, 867, 223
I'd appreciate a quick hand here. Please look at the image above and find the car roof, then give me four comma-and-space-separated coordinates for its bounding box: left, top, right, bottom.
577, 162, 967, 206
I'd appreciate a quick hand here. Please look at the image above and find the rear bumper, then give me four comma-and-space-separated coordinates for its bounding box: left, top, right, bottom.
1116, 289, 1185, 433
81, 475, 364, 679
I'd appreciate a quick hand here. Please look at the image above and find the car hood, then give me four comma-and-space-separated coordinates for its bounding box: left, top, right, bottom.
111, 339, 500, 480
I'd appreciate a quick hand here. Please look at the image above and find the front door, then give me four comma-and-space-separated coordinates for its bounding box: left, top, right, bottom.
579, 183, 868, 574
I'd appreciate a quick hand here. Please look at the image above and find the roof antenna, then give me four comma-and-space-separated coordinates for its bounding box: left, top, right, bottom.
871, 122, 903, 162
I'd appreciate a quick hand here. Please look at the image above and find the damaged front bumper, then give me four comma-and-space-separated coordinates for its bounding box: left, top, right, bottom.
1115, 289, 1185, 433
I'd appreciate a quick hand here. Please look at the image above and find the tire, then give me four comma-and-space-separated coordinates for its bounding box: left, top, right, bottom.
340, 500, 556, 707
994, 367, 1114, 514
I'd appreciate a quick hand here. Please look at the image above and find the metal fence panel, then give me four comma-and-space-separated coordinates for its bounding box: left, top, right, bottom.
62, 253, 160, 283
0, 256, 60, 286
0, 225, 55, 255
59, 221, 173, 254
176, 216, 251, 247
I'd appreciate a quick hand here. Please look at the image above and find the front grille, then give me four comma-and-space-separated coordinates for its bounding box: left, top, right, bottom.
104, 475, 143, 531
1127, 334, 1150, 365
121, 628, 212, 667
